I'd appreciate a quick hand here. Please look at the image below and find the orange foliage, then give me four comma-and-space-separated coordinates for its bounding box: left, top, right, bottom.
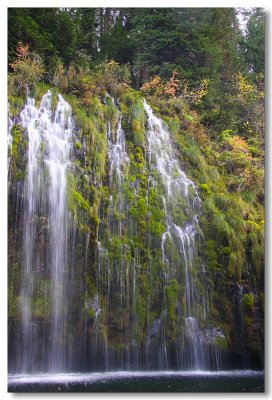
140, 71, 209, 104
164, 70, 180, 97
10, 42, 30, 70
140, 76, 164, 96
228, 135, 250, 154
15, 42, 30, 59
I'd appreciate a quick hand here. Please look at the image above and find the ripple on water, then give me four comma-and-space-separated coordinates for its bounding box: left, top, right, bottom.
8, 370, 264, 393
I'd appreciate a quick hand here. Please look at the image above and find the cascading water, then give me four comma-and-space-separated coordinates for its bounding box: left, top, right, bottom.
144, 101, 207, 369
14, 91, 74, 372
107, 115, 130, 235
95, 103, 131, 369
8, 91, 261, 381
8, 106, 13, 170
46, 93, 73, 371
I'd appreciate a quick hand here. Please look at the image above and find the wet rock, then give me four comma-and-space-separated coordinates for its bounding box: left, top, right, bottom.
150, 319, 161, 338
202, 326, 225, 345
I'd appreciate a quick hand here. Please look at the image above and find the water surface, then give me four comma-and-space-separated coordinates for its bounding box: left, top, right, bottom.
8, 370, 264, 392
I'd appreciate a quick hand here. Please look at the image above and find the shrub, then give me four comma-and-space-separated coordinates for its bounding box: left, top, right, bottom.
9, 42, 44, 96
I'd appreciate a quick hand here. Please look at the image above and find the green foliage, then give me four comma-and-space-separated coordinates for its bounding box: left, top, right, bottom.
8, 292, 17, 318
9, 42, 44, 96
10, 124, 27, 181
7, 8, 264, 361
75, 141, 82, 150
149, 221, 165, 237
8, 95, 24, 117
200, 184, 212, 195
203, 240, 219, 272
130, 198, 147, 222
243, 293, 254, 311
136, 295, 147, 330
215, 336, 228, 350
239, 9, 264, 75
132, 118, 145, 147
165, 279, 180, 322
8, 8, 79, 69
72, 189, 91, 212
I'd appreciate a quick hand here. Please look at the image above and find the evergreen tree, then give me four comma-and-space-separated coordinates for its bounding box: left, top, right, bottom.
239, 8, 265, 75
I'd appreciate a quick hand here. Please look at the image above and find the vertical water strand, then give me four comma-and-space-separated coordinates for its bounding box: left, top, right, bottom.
106, 105, 130, 368
107, 116, 129, 235
17, 91, 74, 373
144, 101, 206, 369
236, 283, 250, 368
19, 96, 46, 372
96, 240, 110, 370
8, 105, 14, 171
45, 93, 73, 371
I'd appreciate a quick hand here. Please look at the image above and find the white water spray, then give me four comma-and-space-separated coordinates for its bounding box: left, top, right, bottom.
18, 91, 73, 372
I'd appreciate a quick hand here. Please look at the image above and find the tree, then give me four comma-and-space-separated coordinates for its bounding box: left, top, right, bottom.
71, 8, 98, 59
239, 8, 265, 75
8, 8, 56, 68
8, 8, 78, 69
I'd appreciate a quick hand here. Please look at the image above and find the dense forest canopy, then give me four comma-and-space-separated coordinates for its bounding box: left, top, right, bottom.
8, 7, 264, 374
8, 7, 264, 134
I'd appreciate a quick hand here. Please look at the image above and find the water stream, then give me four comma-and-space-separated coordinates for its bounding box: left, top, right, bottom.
144, 101, 207, 369
8, 93, 262, 385
15, 91, 74, 372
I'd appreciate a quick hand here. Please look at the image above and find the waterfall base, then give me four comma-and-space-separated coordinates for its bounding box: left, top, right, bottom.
8, 370, 264, 393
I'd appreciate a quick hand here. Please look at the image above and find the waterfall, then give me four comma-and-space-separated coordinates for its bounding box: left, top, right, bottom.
8, 92, 246, 375
144, 101, 207, 369
46, 93, 73, 371
8, 106, 13, 171
107, 116, 130, 235
93, 99, 130, 369
16, 91, 73, 372
106, 112, 130, 369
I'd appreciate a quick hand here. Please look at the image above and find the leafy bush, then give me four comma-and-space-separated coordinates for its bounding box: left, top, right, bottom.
9, 42, 44, 96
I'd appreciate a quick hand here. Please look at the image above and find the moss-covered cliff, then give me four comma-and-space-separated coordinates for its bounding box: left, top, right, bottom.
8, 59, 264, 372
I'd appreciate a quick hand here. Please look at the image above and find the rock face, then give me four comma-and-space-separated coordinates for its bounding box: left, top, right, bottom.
203, 327, 226, 345
150, 319, 161, 338
8, 87, 264, 373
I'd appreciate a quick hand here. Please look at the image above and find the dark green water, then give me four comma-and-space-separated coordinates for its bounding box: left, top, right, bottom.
8, 371, 264, 392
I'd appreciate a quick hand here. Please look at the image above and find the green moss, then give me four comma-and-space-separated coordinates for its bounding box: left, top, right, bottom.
244, 315, 254, 326
185, 114, 195, 123
8, 292, 17, 318
215, 336, 228, 350
104, 97, 119, 129
203, 240, 219, 271
220, 247, 231, 256
72, 189, 90, 212
8, 95, 24, 117
149, 220, 165, 237
200, 183, 212, 195
33, 296, 49, 318
210, 304, 220, 318
7, 74, 264, 356
130, 198, 147, 221
108, 237, 125, 261
243, 293, 254, 311
88, 307, 96, 319
132, 118, 145, 147
165, 279, 180, 322
168, 118, 180, 135
11, 124, 24, 157
10, 124, 27, 181
136, 295, 147, 329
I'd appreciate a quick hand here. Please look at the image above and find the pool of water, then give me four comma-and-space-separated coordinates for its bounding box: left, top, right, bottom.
8, 370, 264, 392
